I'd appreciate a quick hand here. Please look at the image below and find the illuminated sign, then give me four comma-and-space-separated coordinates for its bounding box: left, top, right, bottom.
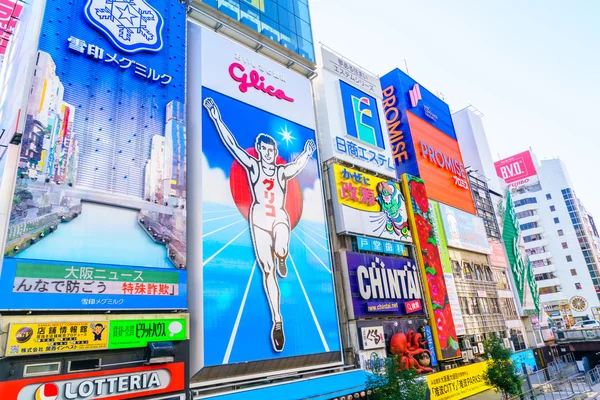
340, 81, 384, 148
494, 150, 538, 188
343, 252, 424, 319
6, 364, 185, 400
329, 164, 410, 242
5, 318, 187, 357
419, 141, 469, 191
426, 361, 492, 400
228, 62, 294, 102
382, 84, 410, 164
409, 84, 422, 107
402, 174, 461, 360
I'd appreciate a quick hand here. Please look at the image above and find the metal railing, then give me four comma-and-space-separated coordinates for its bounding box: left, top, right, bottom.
510, 377, 592, 400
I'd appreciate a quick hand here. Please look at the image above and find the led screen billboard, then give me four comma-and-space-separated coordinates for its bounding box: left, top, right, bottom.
0, 0, 187, 311
438, 203, 491, 254
188, 23, 341, 378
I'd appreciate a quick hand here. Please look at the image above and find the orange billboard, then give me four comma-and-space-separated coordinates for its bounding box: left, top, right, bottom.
407, 113, 476, 214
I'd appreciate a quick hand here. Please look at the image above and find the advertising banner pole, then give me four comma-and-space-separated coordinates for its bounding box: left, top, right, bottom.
401, 173, 461, 361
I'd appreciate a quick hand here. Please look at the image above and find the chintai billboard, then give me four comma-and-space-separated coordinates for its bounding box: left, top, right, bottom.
341, 252, 424, 319
0, 0, 187, 311
188, 24, 341, 381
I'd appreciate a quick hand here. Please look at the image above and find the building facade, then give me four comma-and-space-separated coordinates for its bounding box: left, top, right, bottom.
495, 151, 600, 327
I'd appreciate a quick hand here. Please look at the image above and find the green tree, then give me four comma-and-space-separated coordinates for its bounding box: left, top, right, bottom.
483, 336, 522, 399
366, 356, 428, 400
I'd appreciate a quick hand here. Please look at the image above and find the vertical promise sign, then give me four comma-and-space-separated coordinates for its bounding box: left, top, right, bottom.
0, 0, 187, 310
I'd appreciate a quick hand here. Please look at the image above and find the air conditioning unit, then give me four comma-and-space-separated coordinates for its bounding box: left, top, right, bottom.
444, 364, 453, 370
461, 339, 471, 349
478, 343, 485, 354
503, 338, 511, 349
467, 350, 474, 360
462, 351, 469, 362
472, 345, 480, 355
474, 334, 483, 342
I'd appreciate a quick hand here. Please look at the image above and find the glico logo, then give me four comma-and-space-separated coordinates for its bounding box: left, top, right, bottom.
228, 62, 294, 102
340, 81, 384, 149
84, 0, 164, 53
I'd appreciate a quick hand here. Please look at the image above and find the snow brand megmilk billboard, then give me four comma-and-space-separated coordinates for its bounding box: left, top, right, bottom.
0, 0, 187, 311
188, 24, 341, 379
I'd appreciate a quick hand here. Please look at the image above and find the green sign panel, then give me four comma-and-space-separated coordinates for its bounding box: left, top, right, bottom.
108, 318, 187, 349
502, 191, 540, 314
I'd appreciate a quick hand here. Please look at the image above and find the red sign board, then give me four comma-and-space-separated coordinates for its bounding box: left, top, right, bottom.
494, 150, 537, 186
405, 299, 423, 314
0, 363, 184, 400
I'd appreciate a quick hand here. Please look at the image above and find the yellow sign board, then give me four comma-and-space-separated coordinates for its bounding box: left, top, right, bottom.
332, 163, 398, 212
426, 361, 492, 400
6, 321, 109, 356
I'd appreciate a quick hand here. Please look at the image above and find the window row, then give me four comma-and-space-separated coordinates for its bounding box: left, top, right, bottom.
451, 260, 493, 282
514, 197, 537, 207
459, 296, 501, 315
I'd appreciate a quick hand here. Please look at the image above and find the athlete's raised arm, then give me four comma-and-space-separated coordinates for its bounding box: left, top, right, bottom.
282, 139, 316, 180
204, 98, 255, 169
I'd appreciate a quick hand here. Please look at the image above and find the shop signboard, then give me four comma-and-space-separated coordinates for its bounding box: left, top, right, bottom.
0, 363, 185, 399
342, 252, 424, 320
189, 24, 341, 375
329, 163, 410, 242
381, 69, 476, 214
402, 174, 461, 360
438, 203, 491, 254
314, 46, 396, 177
494, 150, 539, 188
0, 0, 187, 311
360, 326, 385, 350
5, 317, 187, 356
356, 236, 408, 256
429, 201, 466, 336
426, 361, 492, 400
489, 240, 509, 268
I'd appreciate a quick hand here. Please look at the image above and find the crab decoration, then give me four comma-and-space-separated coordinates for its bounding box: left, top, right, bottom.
389, 330, 433, 373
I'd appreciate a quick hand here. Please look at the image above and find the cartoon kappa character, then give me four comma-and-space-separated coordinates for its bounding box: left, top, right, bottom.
375, 181, 409, 237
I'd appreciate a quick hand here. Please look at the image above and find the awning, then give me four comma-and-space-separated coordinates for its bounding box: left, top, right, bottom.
202, 370, 373, 400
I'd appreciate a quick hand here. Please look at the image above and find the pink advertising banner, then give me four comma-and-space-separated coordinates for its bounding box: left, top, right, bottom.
494, 151, 537, 186
489, 241, 509, 269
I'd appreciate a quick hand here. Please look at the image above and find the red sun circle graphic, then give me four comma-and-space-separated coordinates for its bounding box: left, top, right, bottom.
229, 148, 303, 229
35, 383, 59, 400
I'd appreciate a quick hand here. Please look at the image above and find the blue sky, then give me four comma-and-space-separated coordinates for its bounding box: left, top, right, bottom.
310, 0, 600, 216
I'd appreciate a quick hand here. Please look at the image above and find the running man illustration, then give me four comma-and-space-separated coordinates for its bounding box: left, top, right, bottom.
203, 97, 316, 352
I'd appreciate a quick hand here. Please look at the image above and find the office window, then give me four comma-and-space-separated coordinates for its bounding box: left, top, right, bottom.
575, 283, 582, 290
558, 229, 564, 236
566, 255, 573, 262
546, 194, 552, 200
562, 242, 568, 249
550, 205, 556, 212
554, 217, 560, 224
571, 269, 577, 276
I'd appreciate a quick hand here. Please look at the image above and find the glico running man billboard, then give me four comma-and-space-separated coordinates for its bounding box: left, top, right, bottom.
188, 24, 341, 378
0, 0, 187, 311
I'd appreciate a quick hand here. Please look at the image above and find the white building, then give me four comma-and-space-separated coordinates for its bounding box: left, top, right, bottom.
453, 106, 540, 349
496, 152, 600, 326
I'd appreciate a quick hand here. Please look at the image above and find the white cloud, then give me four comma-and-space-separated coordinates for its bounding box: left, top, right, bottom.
201, 155, 235, 207
301, 179, 327, 222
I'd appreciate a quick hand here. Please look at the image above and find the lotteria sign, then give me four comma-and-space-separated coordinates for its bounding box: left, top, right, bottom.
0, 363, 184, 399
342, 252, 424, 319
